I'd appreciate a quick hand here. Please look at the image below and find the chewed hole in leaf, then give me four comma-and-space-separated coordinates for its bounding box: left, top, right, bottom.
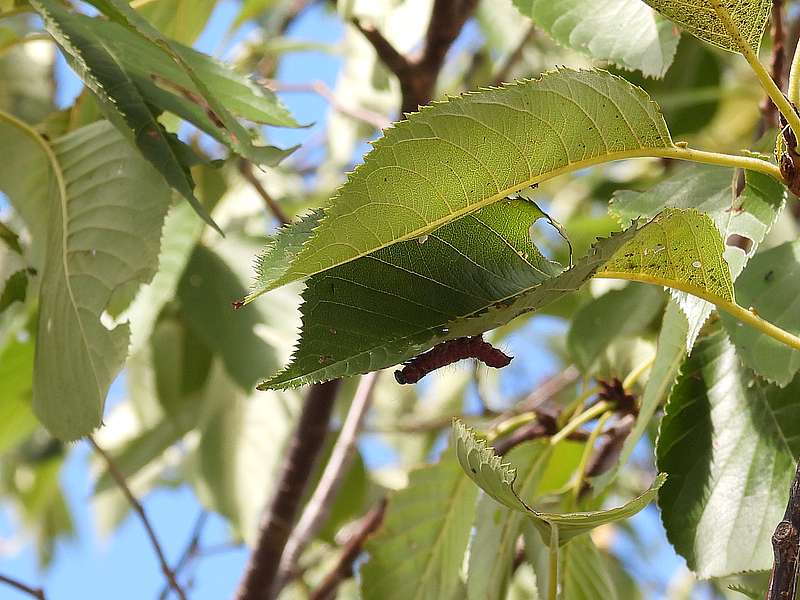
529, 217, 569, 266
726, 233, 754, 254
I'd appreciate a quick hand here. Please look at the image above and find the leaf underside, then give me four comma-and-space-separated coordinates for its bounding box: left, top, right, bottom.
32, 121, 172, 440
254, 68, 674, 293
642, 0, 771, 53
453, 420, 665, 545
513, 0, 680, 78
361, 451, 478, 600
657, 325, 800, 577
611, 165, 785, 349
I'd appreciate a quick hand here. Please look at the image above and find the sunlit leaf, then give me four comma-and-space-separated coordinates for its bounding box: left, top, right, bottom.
611, 166, 785, 348
361, 450, 478, 600
642, 0, 771, 53
1, 120, 172, 440
453, 420, 665, 545
567, 283, 664, 373
467, 441, 552, 600
252, 69, 674, 294
511, 0, 679, 77
721, 240, 800, 386
657, 325, 800, 577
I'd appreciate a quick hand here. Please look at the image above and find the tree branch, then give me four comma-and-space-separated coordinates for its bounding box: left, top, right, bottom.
307, 499, 388, 600
0, 574, 46, 600
493, 24, 535, 85
88, 436, 187, 600
766, 459, 800, 600
276, 373, 380, 589
760, 0, 786, 132
261, 79, 391, 130
354, 0, 479, 115
157, 511, 209, 600
238, 160, 290, 225
233, 380, 341, 600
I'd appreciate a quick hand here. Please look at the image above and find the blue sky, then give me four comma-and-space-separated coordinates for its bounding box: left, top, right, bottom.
1, 3, 695, 599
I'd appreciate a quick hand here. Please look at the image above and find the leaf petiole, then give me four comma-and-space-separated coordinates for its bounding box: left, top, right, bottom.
712, 0, 800, 140
548, 524, 560, 600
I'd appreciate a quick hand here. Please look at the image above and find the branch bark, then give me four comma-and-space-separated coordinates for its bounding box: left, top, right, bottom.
759, 0, 786, 133
766, 459, 800, 600
276, 373, 380, 589
0, 574, 46, 600
88, 436, 187, 600
354, 0, 479, 115
233, 380, 341, 600
238, 160, 290, 226
307, 498, 388, 600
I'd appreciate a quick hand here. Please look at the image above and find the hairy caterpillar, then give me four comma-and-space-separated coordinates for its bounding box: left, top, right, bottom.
394, 336, 512, 384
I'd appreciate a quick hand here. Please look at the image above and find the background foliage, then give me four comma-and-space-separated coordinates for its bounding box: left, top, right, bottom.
2, 0, 800, 599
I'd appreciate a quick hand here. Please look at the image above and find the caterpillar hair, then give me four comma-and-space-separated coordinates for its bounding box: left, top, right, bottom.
394, 336, 512, 385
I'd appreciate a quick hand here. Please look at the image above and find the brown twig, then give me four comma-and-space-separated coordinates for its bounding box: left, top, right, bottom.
0, 574, 46, 600
354, 0, 480, 115
233, 380, 341, 600
766, 459, 800, 600
307, 499, 388, 600
493, 24, 535, 85
238, 160, 290, 225
260, 80, 391, 130
759, 0, 787, 133
276, 373, 380, 589
88, 436, 187, 600
157, 511, 209, 600
493, 417, 589, 456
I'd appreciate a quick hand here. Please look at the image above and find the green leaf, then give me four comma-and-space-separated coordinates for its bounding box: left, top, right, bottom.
262, 199, 559, 388
561, 536, 620, 600
611, 166, 785, 348
261, 202, 640, 389
567, 283, 664, 373
178, 245, 280, 390
616, 37, 723, 136
0, 335, 37, 454
79, 0, 301, 148
253, 68, 673, 294
591, 299, 688, 492
124, 202, 206, 355
597, 207, 735, 307
511, 0, 679, 78
360, 450, 479, 600
656, 326, 800, 577
641, 0, 771, 54
467, 441, 552, 600
18, 121, 171, 440
136, 0, 216, 45
194, 382, 301, 543
29, 0, 298, 227
452, 420, 666, 545
721, 240, 800, 386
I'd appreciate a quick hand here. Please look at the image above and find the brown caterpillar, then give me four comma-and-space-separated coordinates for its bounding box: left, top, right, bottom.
394, 336, 512, 384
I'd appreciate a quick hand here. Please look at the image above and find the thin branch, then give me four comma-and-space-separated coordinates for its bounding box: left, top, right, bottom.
261, 79, 391, 130
277, 373, 380, 589
493, 24, 535, 85
307, 499, 388, 600
0, 574, 46, 600
354, 0, 480, 115
233, 380, 341, 600
759, 0, 786, 133
157, 511, 209, 600
238, 160, 290, 225
766, 459, 800, 599
351, 20, 411, 77
88, 436, 187, 600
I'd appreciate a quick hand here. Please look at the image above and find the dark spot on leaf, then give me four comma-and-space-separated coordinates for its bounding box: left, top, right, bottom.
726, 234, 753, 253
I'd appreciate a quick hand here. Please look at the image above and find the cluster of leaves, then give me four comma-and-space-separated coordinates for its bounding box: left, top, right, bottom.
2, 0, 800, 598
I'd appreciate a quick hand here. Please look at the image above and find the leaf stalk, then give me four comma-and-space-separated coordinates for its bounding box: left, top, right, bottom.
712, 1, 800, 141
